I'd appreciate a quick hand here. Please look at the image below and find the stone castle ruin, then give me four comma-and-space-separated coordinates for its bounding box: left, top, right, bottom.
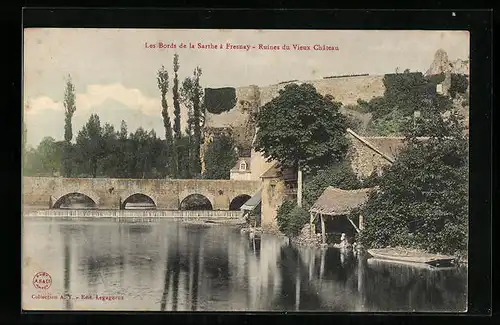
201, 49, 469, 179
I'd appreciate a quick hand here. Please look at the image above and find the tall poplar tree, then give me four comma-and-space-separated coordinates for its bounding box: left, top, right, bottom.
157, 65, 176, 178
180, 67, 203, 176
62, 75, 76, 177
173, 54, 182, 139
172, 54, 182, 177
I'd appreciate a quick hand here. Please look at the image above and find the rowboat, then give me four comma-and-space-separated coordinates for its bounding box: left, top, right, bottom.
367, 257, 458, 271
367, 248, 456, 267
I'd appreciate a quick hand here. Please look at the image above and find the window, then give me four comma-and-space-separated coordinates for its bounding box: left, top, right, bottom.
239, 161, 247, 171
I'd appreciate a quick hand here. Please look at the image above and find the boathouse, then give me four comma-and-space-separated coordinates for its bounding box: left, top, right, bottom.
309, 187, 375, 245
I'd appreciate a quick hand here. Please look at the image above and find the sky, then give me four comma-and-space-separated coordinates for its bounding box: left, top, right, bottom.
23, 29, 469, 147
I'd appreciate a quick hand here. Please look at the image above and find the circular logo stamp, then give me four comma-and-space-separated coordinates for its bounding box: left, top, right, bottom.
33, 272, 52, 290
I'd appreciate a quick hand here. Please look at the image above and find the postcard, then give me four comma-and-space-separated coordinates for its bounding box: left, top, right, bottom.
22, 28, 469, 312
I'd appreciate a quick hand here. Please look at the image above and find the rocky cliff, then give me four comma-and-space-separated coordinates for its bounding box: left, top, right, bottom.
425, 48, 469, 76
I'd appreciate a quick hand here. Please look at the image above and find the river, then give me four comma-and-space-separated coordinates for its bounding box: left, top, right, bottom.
22, 218, 467, 312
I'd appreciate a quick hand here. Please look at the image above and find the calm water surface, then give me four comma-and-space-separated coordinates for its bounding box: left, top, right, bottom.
22, 219, 467, 312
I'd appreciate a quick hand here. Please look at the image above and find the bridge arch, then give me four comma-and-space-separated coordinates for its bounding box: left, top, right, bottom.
52, 192, 98, 209
120, 192, 158, 210
180, 194, 213, 210
229, 194, 252, 210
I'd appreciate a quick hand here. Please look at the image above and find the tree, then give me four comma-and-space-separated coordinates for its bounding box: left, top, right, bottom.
119, 120, 128, 140
172, 54, 182, 178
359, 94, 468, 256
203, 134, 238, 179
177, 134, 192, 179
172, 54, 182, 139
180, 67, 204, 176
303, 162, 362, 209
24, 137, 62, 176
99, 123, 120, 177
75, 114, 103, 178
63, 75, 77, 142
62, 75, 77, 177
254, 83, 349, 175
157, 65, 176, 178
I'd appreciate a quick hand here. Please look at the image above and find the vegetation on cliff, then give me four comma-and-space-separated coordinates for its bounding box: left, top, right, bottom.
349, 70, 468, 136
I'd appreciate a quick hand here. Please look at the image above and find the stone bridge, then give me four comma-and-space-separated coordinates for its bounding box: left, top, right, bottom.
22, 177, 261, 210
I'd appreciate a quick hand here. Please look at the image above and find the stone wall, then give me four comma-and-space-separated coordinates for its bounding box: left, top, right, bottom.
260, 177, 286, 230
202, 75, 386, 172
250, 149, 277, 181
23, 177, 261, 211
346, 133, 406, 179
259, 75, 386, 107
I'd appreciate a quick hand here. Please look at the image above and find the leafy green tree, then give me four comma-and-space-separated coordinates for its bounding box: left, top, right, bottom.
303, 162, 362, 209
75, 114, 104, 178
177, 134, 192, 179
254, 83, 349, 175
62, 75, 77, 177
24, 137, 62, 176
180, 67, 204, 176
99, 123, 121, 177
157, 65, 176, 178
359, 94, 468, 255
203, 134, 238, 179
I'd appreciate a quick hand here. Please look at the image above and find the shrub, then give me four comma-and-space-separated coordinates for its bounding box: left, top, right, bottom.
276, 200, 309, 237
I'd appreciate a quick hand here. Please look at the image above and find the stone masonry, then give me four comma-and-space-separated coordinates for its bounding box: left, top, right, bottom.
23, 177, 261, 211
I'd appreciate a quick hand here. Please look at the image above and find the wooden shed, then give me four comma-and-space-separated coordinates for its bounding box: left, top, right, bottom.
309, 187, 375, 244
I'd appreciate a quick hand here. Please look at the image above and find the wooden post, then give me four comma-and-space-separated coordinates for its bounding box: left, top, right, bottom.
320, 214, 326, 245
297, 167, 303, 208
347, 216, 360, 234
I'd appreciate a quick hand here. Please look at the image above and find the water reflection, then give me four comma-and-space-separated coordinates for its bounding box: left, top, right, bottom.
24, 220, 467, 312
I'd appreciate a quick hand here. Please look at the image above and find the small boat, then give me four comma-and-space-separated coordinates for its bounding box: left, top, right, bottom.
367, 258, 457, 271
367, 248, 456, 267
